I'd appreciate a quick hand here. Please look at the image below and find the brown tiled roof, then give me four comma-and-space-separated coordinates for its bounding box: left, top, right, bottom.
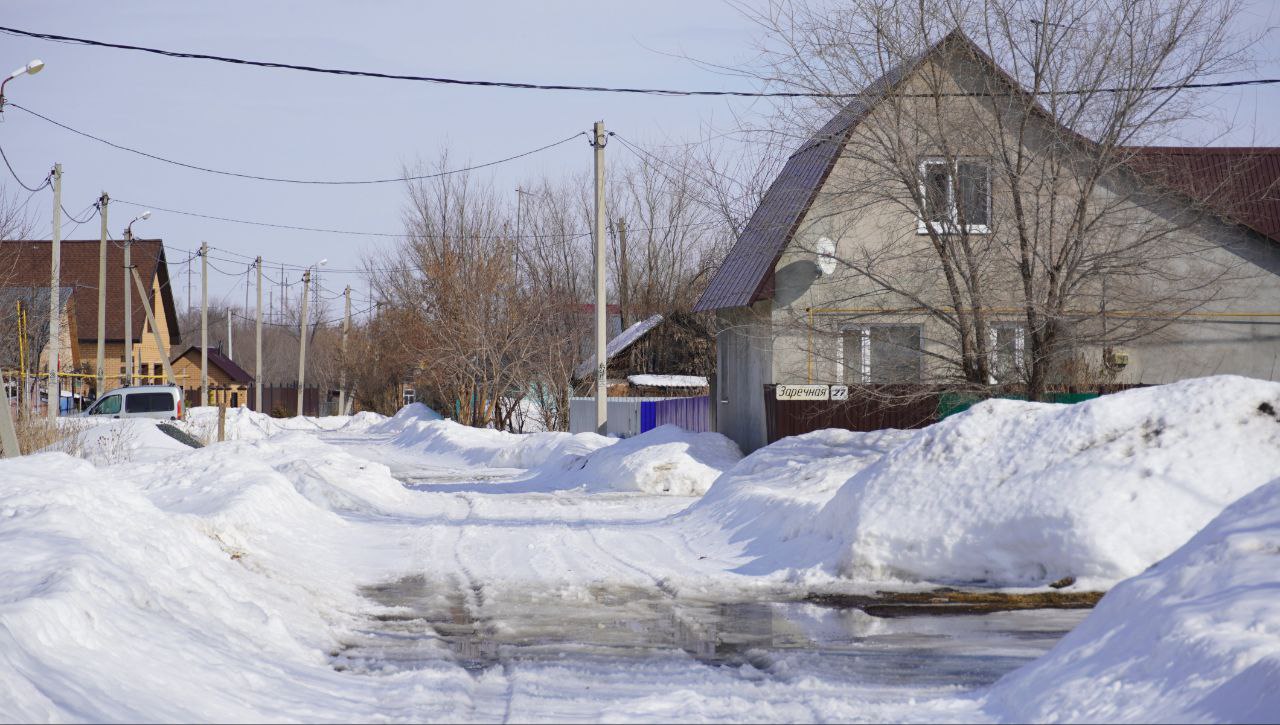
0, 239, 181, 345
1123, 147, 1280, 243
170, 344, 253, 384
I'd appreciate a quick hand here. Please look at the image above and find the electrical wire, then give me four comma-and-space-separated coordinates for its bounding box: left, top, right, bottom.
112, 197, 403, 238
5, 25, 1280, 98
10, 104, 586, 185
0, 140, 52, 192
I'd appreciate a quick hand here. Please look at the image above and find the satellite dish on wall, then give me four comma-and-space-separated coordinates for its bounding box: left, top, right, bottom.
816, 236, 838, 276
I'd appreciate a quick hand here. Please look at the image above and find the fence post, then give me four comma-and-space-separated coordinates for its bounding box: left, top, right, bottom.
217, 402, 226, 443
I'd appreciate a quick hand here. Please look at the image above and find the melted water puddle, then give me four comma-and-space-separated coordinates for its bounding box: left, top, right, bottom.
335, 575, 1086, 689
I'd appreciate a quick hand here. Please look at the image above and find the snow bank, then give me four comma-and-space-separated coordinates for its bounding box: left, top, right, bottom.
58, 418, 196, 464
555, 424, 743, 496
377, 410, 742, 495
681, 428, 913, 574
0, 430, 431, 721
181, 406, 389, 442
987, 477, 1280, 723
689, 376, 1280, 588
375, 414, 610, 470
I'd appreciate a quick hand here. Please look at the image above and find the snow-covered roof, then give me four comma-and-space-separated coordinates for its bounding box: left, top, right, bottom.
574, 314, 664, 380
627, 374, 708, 388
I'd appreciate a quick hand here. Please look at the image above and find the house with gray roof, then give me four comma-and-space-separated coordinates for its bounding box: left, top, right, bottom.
697, 31, 1280, 452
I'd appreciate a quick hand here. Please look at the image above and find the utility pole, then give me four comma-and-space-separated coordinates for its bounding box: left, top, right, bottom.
122, 223, 133, 386
297, 268, 311, 416
339, 285, 350, 416
616, 217, 630, 330
255, 256, 262, 412
591, 121, 608, 435
47, 163, 61, 420
96, 192, 108, 396
226, 311, 233, 360
130, 267, 176, 385
200, 242, 208, 407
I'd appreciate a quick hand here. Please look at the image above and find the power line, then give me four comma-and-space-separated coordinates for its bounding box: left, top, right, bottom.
112, 197, 403, 237
5, 24, 1280, 98
0, 141, 52, 193
10, 104, 586, 185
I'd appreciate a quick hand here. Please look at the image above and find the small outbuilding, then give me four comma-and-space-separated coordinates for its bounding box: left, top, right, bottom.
170, 345, 253, 408
573, 312, 715, 396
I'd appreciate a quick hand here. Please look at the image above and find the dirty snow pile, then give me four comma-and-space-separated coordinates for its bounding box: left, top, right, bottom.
686, 375, 1280, 588
986, 476, 1280, 723
0, 433, 429, 722
375, 404, 742, 495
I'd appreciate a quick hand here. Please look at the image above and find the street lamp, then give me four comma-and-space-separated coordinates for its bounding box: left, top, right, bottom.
0, 59, 44, 112
297, 258, 327, 416
122, 211, 151, 385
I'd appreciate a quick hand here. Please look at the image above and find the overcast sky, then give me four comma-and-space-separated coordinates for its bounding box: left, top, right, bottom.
3, 1, 1279, 315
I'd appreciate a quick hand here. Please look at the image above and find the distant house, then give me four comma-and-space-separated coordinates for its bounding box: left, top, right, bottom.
0, 239, 180, 398
170, 345, 253, 408
573, 312, 714, 396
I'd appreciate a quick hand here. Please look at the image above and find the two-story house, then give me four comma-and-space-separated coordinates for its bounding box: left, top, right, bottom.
697, 31, 1280, 452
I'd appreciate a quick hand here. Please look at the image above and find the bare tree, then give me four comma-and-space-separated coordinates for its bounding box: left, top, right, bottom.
742, 0, 1263, 399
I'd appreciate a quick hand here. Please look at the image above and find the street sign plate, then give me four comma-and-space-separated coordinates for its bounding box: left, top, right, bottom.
776, 384, 831, 401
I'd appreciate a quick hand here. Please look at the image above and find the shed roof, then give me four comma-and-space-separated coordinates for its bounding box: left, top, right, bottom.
170, 345, 254, 384
573, 313, 664, 380
0, 239, 181, 344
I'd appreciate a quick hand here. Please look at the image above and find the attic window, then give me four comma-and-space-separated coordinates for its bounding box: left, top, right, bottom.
918, 159, 991, 234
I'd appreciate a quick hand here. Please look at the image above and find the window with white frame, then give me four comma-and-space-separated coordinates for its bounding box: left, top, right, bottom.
839, 325, 923, 384
918, 159, 991, 234
989, 322, 1025, 383
402, 385, 416, 406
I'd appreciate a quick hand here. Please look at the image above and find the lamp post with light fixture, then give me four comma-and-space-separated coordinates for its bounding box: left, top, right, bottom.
0, 58, 44, 112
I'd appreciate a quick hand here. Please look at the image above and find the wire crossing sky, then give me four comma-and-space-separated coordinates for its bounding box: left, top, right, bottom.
2, 1, 1277, 315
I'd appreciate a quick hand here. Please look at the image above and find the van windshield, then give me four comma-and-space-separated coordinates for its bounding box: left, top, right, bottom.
125, 392, 175, 414
91, 394, 121, 415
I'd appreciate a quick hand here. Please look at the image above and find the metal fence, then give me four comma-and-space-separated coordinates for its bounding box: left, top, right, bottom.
642, 395, 711, 433
569, 395, 713, 437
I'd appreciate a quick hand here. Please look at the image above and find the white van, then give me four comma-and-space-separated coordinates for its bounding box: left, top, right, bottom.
83, 385, 184, 421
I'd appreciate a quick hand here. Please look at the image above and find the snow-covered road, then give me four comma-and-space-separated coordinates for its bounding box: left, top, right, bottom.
310, 426, 1085, 723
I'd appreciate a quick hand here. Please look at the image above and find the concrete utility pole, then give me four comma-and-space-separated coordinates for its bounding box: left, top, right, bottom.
297, 268, 311, 416
591, 121, 608, 435
96, 192, 108, 396
122, 222, 132, 386
200, 242, 208, 407
339, 285, 350, 416
255, 256, 262, 412
226, 311, 233, 360
47, 163, 61, 420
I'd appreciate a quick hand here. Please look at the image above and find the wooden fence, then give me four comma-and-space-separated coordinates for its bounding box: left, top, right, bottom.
184, 384, 331, 417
